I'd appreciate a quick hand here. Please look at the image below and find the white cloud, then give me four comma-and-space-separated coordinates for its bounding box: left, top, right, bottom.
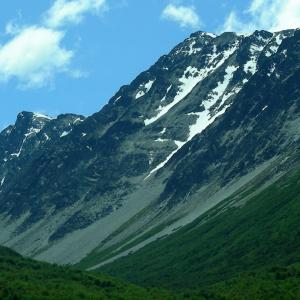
0, 0, 109, 89
248, 0, 266, 12
0, 27, 73, 88
45, 0, 107, 28
265, 0, 300, 31
222, 12, 251, 34
161, 4, 201, 29
222, 0, 300, 33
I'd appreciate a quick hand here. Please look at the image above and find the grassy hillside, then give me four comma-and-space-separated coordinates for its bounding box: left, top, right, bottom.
200, 265, 300, 300
99, 166, 300, 290
2, 246, 300, 300
0, 246, 189, 300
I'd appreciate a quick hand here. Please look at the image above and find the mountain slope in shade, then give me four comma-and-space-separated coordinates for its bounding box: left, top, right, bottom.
0, 28, 300, 271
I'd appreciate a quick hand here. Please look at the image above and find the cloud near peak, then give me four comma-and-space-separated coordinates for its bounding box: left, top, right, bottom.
223, 0, 300, 34
161, 4, 201, 29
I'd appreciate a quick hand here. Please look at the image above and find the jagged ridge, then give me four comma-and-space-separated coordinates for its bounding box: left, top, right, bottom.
0, 29, 299, 271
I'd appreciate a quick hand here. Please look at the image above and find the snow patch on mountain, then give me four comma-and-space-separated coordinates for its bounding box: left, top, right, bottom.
145, 140, 185, 179
208, 40, 239, 67
145, 47, 237, 126
267, 63, 276, 76
244, 44, 265, 75
10, 138, 27, 158
160, 128, 167, 135
188, 40, 200, 55
24, 127, 42, 138
114, 96, 122, 103
144, 67, 203, 125
265, 32, 289, 57
144, 46, 243, 178
161, 85, 172, 102
155, 138, 169, 142
33, 113, 54, 120
73, 118, 83, 124
60, 130, 71, 138
189, 65, 239, 140
136, 80, 155, 100
144, 41, 240, 126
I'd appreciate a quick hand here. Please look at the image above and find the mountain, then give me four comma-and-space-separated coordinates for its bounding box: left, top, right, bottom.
0, 112, 85, 229
1, 27, 300, 280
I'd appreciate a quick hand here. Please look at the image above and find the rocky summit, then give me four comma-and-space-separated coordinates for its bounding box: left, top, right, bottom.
1, 29, 300, 273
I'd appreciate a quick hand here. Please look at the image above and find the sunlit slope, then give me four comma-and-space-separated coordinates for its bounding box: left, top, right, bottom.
100, 165, 300, 289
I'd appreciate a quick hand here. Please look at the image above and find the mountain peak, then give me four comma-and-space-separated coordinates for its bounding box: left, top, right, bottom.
189, 31, 217, 39
1, 27, 300, 271
15, 111, 51, 132
16, 111, 54, 124
17, 111, 34, 120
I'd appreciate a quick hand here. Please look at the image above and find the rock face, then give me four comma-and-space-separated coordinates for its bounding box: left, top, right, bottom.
1, 29, 300, 268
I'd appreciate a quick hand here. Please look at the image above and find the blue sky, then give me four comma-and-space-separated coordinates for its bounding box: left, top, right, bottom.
1, 0, 300, 129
